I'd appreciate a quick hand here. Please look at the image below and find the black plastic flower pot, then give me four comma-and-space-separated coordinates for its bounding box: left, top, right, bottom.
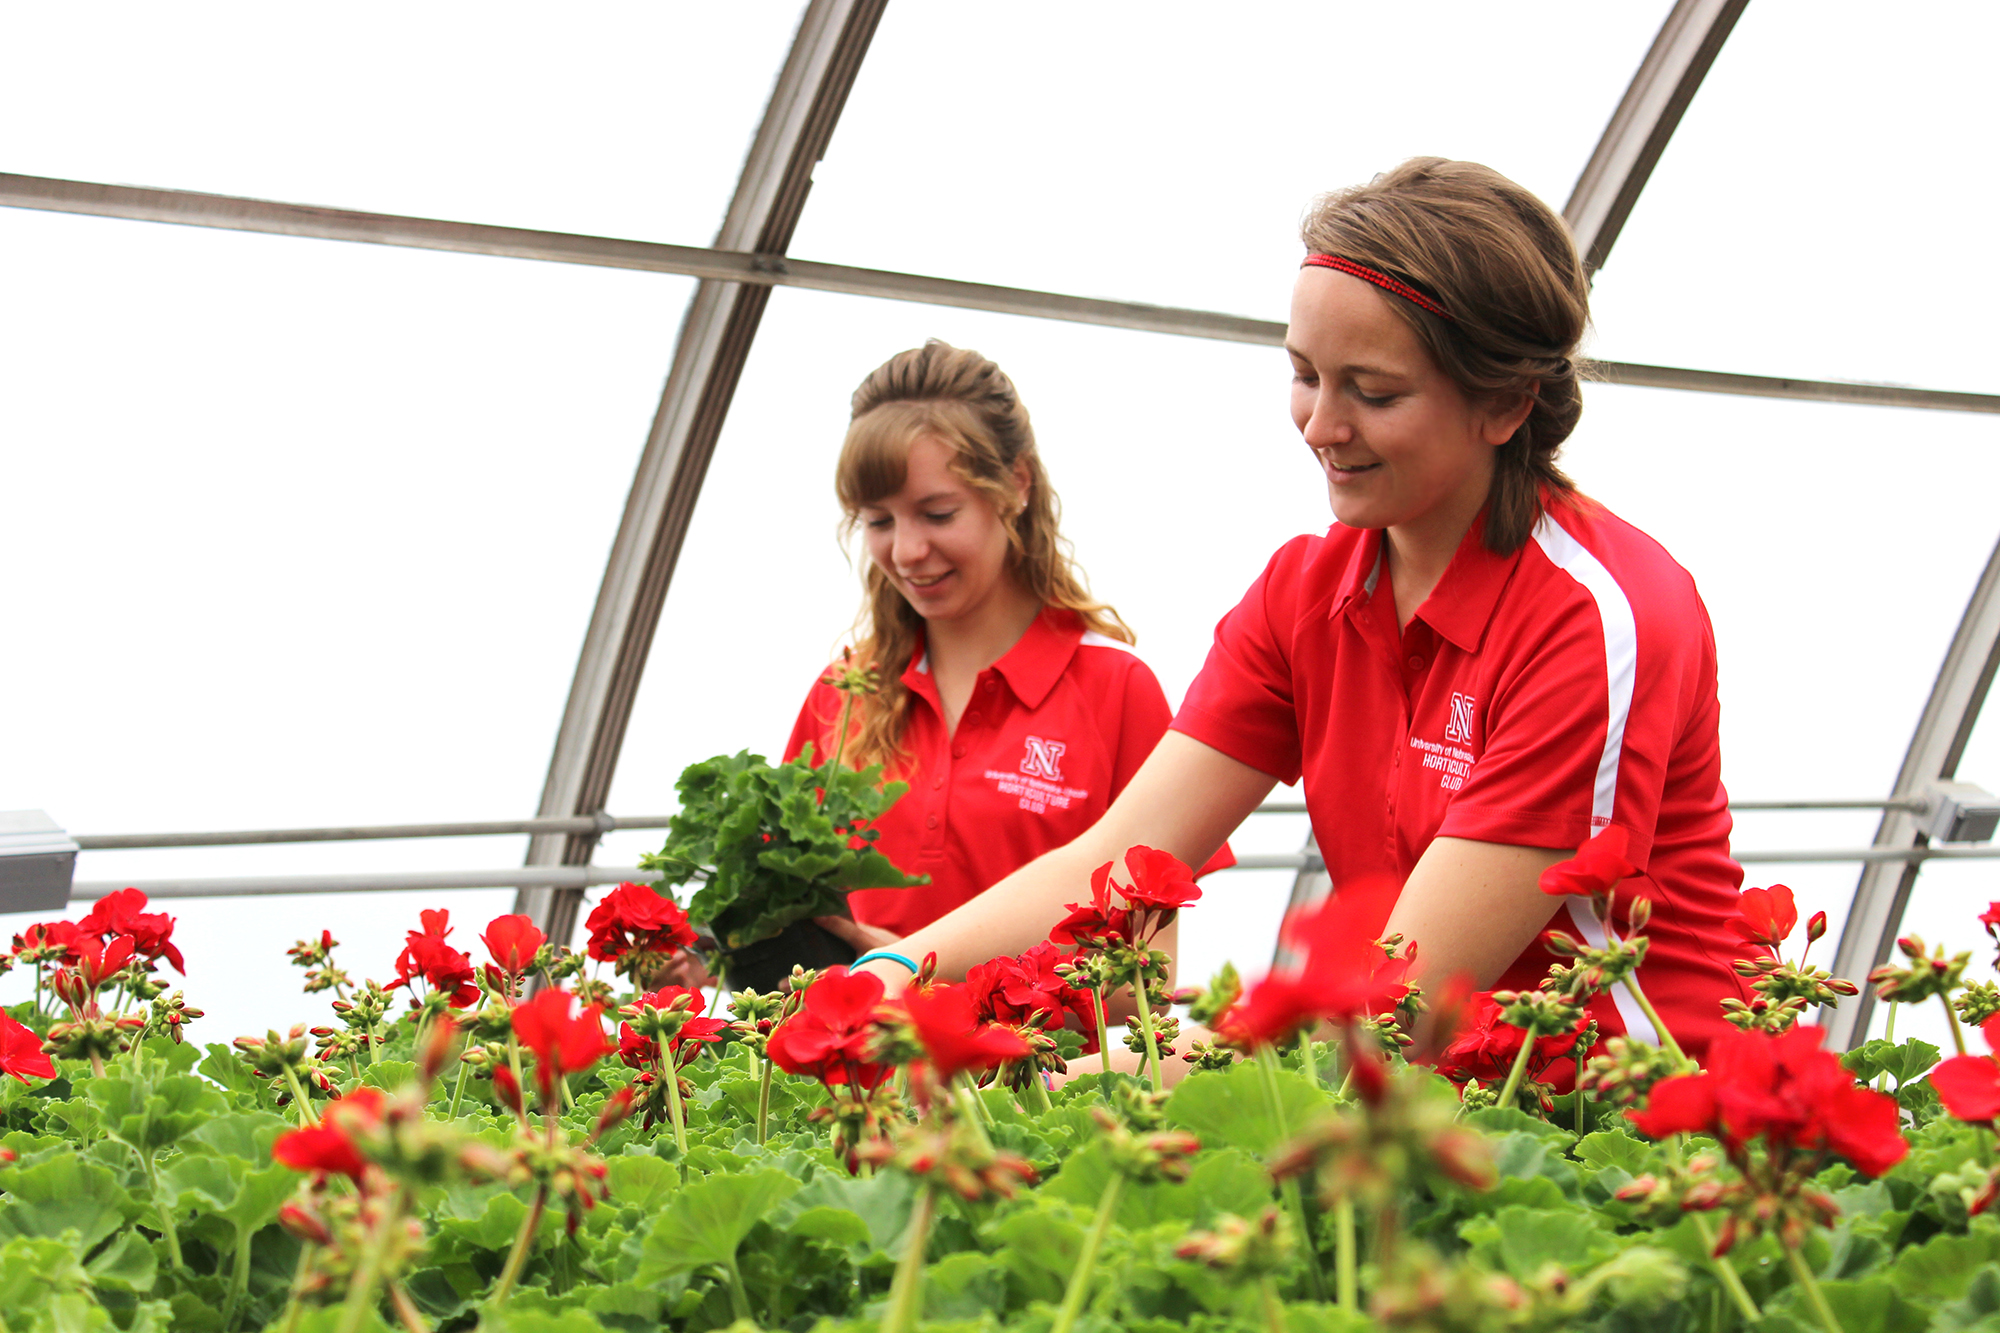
721, 917, 857, 993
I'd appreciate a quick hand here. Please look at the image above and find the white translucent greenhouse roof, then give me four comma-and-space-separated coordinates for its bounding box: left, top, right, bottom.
2, 1, 1996, 1049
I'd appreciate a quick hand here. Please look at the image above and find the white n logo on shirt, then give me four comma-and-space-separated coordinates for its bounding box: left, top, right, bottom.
1020, 735, 1067, 782
1445, 692, 1477, 744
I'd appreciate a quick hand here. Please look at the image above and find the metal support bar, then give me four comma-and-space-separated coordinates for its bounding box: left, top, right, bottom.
1563, 0, 1749, 275
6, 173, 1996, 416
1825, 531, 2000, 1049
73, 866, 665, 902
513, 0, 887, 944
74, 814, 673, 850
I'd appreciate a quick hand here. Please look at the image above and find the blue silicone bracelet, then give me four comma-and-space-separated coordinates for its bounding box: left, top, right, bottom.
851, 949, 919, 974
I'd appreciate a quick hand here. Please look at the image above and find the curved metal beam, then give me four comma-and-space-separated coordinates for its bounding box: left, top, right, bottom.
1564, 0, 1750, 276
511, 0, 888, 942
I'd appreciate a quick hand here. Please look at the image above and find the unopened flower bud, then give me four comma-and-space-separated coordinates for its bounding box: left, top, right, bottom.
1806, 910, 1828, 943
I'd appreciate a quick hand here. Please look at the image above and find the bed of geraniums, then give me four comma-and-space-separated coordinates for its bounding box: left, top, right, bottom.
5, 845, 2000, 1333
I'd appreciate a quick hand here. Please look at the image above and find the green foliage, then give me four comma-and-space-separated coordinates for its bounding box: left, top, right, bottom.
638, 750, 928, 951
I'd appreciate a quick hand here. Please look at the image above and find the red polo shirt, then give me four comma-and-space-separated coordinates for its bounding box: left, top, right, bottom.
1174, 499, 1752, 1062
786, 608, 1234, 936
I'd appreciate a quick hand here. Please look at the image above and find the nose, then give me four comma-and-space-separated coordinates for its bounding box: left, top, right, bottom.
1299, 385, 1353, 450
891, 524, 930, 570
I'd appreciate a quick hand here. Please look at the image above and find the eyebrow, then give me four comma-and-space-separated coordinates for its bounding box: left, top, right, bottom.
1284, 344, 1407, 380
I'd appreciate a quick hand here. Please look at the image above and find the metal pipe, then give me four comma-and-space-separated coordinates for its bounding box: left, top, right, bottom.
72, 866, 665, 902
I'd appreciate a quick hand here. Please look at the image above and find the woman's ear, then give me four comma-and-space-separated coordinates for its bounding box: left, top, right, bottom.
1011, 456, 1033, 509
1482, 380, 1539, 447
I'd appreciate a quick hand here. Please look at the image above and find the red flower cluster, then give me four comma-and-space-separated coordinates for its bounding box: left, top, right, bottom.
510, 988, 616, 1103
1050, 846, 1201, 948
76, 888, 185, 975
1435, 993, 1589, 1090
11, 921, 81, 966
1930, 1015, 2000, 1126
1539, 825, 1638, 901
1627, 1024, 1907, 1178
272, 1087, 387, 1181
481, 914, 546, 978
393, 909, 478, 1007
584, 883, 697, 965
1728, 884, 1798, 951
766, 966, 891, 1090
617, 985, 730, 1070
903, 984, 1034, 1085
0, 1012, 55, 1084
1217, 875, 1411, 1050
964, 941, 1098, 1050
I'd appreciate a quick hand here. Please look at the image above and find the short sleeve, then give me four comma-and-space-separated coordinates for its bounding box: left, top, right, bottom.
1100, 653, 1237, 877
1171, 537, 1310, 785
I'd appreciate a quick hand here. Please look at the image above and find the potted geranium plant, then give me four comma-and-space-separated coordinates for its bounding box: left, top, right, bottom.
639, 659, 926, 991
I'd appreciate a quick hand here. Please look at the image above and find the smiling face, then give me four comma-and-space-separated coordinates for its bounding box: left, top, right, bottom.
1287, 267, 1523, 556
859, 433, 1025, 626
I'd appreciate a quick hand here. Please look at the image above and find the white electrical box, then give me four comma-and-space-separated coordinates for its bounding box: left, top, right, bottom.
0, 810, 77, 913
1926, 781, 2000, 845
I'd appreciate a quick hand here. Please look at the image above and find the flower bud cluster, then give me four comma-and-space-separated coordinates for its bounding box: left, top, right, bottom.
1868, 934, 1970, 1004
855, 1112, 1037, 1203
1089, 1106, 1200, 1184
1579, 1036, 1680, 1108
1175, 1206, 1294, 1278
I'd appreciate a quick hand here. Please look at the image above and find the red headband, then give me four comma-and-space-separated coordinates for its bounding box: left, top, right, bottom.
1301, 254, 1453, 321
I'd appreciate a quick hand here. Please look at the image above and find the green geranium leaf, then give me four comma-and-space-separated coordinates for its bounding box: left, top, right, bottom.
83, 1228, 158, 1294
1043, 1142, 1271, 1228
87, 1073, 226, 1155
1844, 1038, 1943, 1088
196, 1043, 269, 1100
1575, 1129, 1654, 1174
1460, 1205, 1618, 1278
1165, 1060, 1327, 1158
1767, 1274, 1927, 1333
923, 1250, 1010, 1321
779, 1169, 917, 1258
437, 1185, 542, 1253
481, 1309, 608, 1333
985, 1200, 1087, 1304
0, 1155, 141, 1250
635, 1169, 801, 1279
1933, 1263, 2000, 1331
1885, 1221, 2000, 1300
185, 1110, 289, 1163
605, 1155, 679, 1213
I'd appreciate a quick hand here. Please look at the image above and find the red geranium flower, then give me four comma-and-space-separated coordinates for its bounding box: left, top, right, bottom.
1539, 826, 1639, 899
393, 910, 477, 1006
1048, 864, 1135, 949
584, 883, 698, 964
1119, 846, 1202, 915
965, 941, 1099, 1045
1728, 884, 1798, 950
76, 888, 185, 974
1434, 993, 1588, 1088
73, 933, 137, 990
1627, 1024, 1907, 1178
1931, 1015, 2000, 1124
480, 914, 546, 977
12, 920, 82, 965
1217, 877, 1411, 1050
618, 985, 729, 1069
272, 1087, 386, 1181
0, 1012, 55, 1083
766, 966, 891, 1090
510, 988, 616, 1103
902, 984, 1033, 1084
1981, 902, 2000, 943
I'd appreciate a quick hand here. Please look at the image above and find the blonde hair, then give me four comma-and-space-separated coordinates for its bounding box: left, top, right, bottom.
832, 341, 1131, 773
1302, 158, 1592, 554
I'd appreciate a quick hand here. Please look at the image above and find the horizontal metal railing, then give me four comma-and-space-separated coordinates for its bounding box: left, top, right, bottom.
50, 797, 1954, 903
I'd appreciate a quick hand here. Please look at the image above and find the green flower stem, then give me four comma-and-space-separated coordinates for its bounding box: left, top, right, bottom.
141, 1152, 185, 1271
1051, 1173, 1124, 1333
1575, 1052, 1588, 1136
558, 1069, 576, 1113
1333, 1195, 1357, 1312
447, 1057, 470, 1120
1021, 1066, 1054, 1116
1258, 1275, 1288, 1333
388, 1280, 430, 1333
89, 1052, 107, 1080
721, 1259, 754, 1325
1619, 971, 1689, 1068
1878, 1002, 1898, 1093
755, 1053, 775, 1145
33, 963, 43, 1020
278, 1246, 315, 1333
1495, 1025, 1539, 1111
1092, 987, 1113, 1082
281, 1066, 317, 1128
956, 1076, 996, 1129
1942, 992, 1969, 1055
224, 1229, 255, 1328
367, 1020, 382, 1067
490, 1183, 548, 1308
1132, 961, 1166, 1093
881, 1182, 938, 1333
507, 1037, 528, 1121
1297, 1035, 1320, 1088
662, 1058, 690, 1164
1783, 1240, 1844, 1333
337, 1221, 392, 1333
1255, 1047, 1328, 1304
1688, 1215, 1762, 1323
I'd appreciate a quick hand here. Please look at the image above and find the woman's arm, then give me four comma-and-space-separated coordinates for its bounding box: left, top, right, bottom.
859, 731, 1276, 986
1384, 836, 1571, 989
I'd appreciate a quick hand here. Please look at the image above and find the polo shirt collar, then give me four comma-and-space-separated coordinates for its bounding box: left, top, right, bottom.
900, 608, 1084, 710
1414, 511, 1521, 653
1327, 513, 1521, 653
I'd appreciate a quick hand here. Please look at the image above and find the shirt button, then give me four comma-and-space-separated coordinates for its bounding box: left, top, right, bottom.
925, 814, 939, 829
983, 679, 997, 692
965, 711, 981, 726
952, 743, 967, 758
933, 776, 944, 789
1406, 655, 1424, 670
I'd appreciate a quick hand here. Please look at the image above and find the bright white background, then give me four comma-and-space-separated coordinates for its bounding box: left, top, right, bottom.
3, 2, 1996, 1052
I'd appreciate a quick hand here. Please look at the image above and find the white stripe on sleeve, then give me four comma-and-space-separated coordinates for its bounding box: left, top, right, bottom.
1529, 514, 1637, 828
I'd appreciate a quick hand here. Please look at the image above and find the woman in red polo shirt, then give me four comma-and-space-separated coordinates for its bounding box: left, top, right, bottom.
856, 160, 1752, 1067
787, 341, 1231, 952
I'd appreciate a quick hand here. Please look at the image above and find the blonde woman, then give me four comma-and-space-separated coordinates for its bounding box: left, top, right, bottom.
788, 341, 1231, 958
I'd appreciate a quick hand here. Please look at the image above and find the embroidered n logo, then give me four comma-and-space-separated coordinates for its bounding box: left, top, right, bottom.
1020, 735, 1067, 782
1445, 692, 1477, 745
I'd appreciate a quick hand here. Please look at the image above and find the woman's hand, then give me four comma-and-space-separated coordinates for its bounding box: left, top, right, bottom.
814, 915, 902, 955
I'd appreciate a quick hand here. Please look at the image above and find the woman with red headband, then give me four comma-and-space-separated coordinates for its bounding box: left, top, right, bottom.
853, 158, 1752, 1071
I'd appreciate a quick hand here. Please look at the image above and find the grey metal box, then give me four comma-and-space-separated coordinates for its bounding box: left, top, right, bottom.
0, 811, 77, 914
